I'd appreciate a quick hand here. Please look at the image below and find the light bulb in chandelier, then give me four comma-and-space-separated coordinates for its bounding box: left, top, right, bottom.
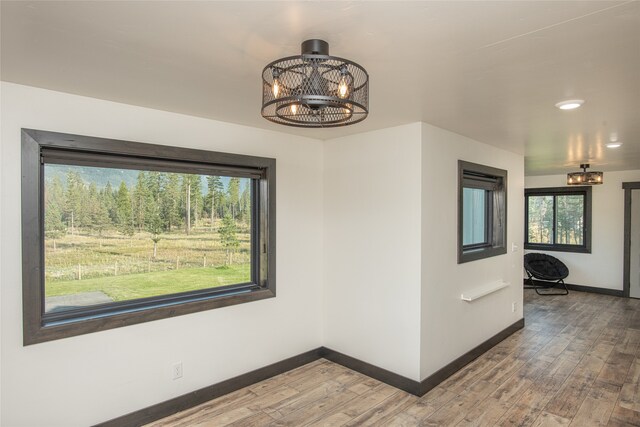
337, 66, 349, 99
290, 104, 298, 115
272, 68, 281, 98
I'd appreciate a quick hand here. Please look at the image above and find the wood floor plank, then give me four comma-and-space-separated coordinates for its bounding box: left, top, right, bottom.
249, 359, 329, 396
304, 383, 399, 426
495, 357, 579, 427
146, 388, 257, 427
423, 380, 498, 426
457, 396, 512, 427
270, 388, 359, 426
618, 357, 640, 412
531, 411, 572, 427
264, 379, 351, 420
223, 411, 276, 427
303, 411, 352, 427
569, 380, 620, 426
187, 406, 254, 426
598, 350, 635, 387
544, 354, 607, 419
617, 329, 640, 355
405, 387, 457, 421
607, 404, 640, 427
345, 377, 380, 395
342, 391, 415, 426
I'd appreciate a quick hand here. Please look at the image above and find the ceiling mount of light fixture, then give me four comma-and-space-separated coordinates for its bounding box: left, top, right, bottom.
555, 99, 585, 110
261, 39, 369, 128
567, 163, 603, 185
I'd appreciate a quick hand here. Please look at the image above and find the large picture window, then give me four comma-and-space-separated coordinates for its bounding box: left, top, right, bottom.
458, 161, 507, 263
525, 186, 591, 253
22, 129, 276, 345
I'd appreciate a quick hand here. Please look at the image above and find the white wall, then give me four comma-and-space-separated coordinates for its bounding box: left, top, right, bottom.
420, 123, 524, 380
0, 82, 4, 425
0, 82, 325, 427
525, 170, 640, 290
323, 123, 423, 381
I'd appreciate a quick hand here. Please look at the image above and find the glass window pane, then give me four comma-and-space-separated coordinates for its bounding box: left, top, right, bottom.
44, 164, 252, 314
463, 187, 487, 246
527, 195, 554, 244
556, 195, 584, 245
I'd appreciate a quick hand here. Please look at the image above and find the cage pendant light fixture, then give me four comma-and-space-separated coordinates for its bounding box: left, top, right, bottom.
567, 163, 604, 185
261, 39, 369, 128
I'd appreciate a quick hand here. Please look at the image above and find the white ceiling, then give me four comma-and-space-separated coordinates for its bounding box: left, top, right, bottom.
2, 1, 639, 175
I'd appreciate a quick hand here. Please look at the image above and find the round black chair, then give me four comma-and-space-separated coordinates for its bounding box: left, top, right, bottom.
524, 253, 569, 295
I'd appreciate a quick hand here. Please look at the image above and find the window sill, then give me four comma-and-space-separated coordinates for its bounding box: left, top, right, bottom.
524, 244, 591, 254
459, 246, 507, 264
26, 287, 275, 345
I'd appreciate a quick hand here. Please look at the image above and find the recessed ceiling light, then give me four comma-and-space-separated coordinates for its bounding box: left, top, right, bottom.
606, 142, 623, 148
555, 99, 585, 110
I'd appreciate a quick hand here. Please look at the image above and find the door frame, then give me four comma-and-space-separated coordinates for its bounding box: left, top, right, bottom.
623, 181, 640, 297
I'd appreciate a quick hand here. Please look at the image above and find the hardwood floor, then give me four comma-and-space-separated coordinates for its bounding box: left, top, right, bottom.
149, 290, 640, 426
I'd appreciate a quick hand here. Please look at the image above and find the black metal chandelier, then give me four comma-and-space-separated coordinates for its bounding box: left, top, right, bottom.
567, 163, 603, 185
261, 39, 369, 128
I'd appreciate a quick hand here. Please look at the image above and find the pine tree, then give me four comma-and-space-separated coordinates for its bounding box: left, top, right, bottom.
102, 181, 117, 223
219, 214, 239, 265
192, 176, 203, 229
85, 182, 99, 230
182, 174, 192, 234
133, 171, 148, 231
163, 173, 181, 231
48, 176, 66, 213
115, 181, 134, 237
44, 175, 67, 249
146, 201, 163, 258
206, 176, 224, 230
64, 171, 84, 234
239, 186, 251, 224
228, 178, 240, 219
145, 172, 165, 257
92, 195, 111, 237
181, 174, 201, 234
44, 201, 66, 251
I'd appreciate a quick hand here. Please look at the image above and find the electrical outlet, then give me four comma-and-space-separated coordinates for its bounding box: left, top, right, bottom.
511, 243, 519, 252
512, 301, 517, 313
172, 362, 183, 380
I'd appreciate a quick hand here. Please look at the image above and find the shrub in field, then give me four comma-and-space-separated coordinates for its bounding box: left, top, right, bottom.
219, 214, 240, 265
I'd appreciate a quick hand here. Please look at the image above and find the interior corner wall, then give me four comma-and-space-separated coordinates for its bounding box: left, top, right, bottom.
0, 82, 325, 427
420, 123, 524, 380
323, 123, 423, 381
525, 170, 640, 291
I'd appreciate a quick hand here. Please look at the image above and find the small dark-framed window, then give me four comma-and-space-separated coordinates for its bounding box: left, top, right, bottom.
458, 160, 508, 264
525, 186, 591, 253
21, 129, 276, 345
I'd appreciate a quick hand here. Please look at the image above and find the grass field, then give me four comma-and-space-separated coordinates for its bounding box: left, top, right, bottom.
44, 223, 251, 302
46, 264, 250, 301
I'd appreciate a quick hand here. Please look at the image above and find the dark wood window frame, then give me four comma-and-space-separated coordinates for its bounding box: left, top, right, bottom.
458, 160, 508, 264
524, 186, 591, 254
21, 129, 276, 345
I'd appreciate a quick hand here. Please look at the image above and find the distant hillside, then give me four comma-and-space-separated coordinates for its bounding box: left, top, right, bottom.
44, 164, 239, 193
45, 164, 137, 189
